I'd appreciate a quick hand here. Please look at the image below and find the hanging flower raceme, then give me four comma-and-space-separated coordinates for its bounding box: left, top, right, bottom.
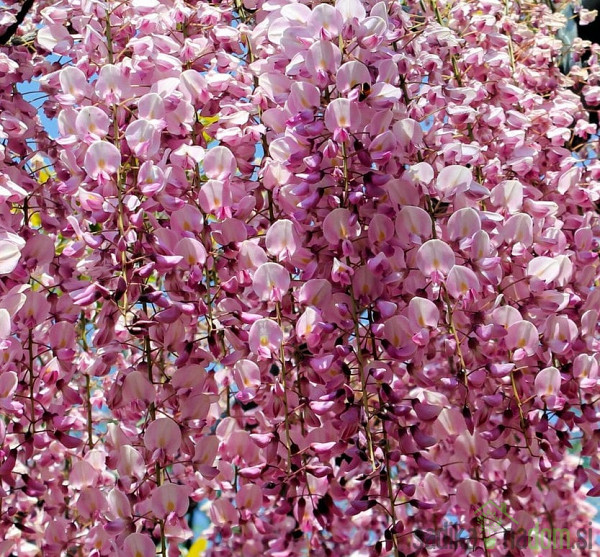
1, 0, 600, 555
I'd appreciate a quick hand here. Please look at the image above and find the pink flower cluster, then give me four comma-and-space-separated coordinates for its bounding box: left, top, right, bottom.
1, 0, 600, 555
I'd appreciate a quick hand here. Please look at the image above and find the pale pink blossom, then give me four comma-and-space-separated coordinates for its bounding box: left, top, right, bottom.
84, 141, 121, 183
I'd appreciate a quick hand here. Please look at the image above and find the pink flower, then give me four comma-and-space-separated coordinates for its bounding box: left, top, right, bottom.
0, 371, 18, 399
58, 66, 90, 104
198, 180, 232, 218
203, 146, 236, 180
252, 262, 290, 302
446, 208, 481, 241
456, 478, 488, 509
323, 208, 360, 247
503, 213, 533, 246
266, 219, 299, 260
506, 320, 539, 360
151, 483, 191, 519
336, 0, 366, 22
233, 359, 261, 401
407, 297, 439, 346
144, 418, 182, 455
490, 179, 523, 213
138, 92, 165, 123
306, 40, 341, 86
0, 308, 10, 340
298, 279, 332, 306
121, 371, 155, 407
310, 4, 343, 39
527, 256, 561, 284
396, 206, 432, 246
435, 165, 472, 199
175, 238, 207, 268
84, 141, 121, 184
116, 445, 145, 482
367, 214, 394, 245
125, 119, 161, 160
579, 8, 598, 25
545, 315, 577, 354
76, 488, 107, 520
383, 315, 416, 358
95, 64, 131, 104
535, 367, 564, 410
236, 483, 262, 514
122, 533, 156, 557
416, 239, 455, 280
137, 161, 165, 195
107, 488, 132, 519
75, 106, 110, 142
0, 233, 23, 275
296, 306, 323, 349
445, 265, 480, 298
324, 98, 357, 140
249, 318, 283, 358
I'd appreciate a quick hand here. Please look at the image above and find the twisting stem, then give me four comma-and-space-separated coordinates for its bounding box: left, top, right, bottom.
339, 120, 375, 468
441, 284, 469, 391
28, 330, 35, 435
275, 301, 293, 473
508, 357, 535, 457
104, 4, 129, 316
142, 301, 165, 555
86, 375, 93, 450
475, 470, 491, 557
341, 141, 350, 206
504, 0, 517, 75
382, 420, 400, 557
349, 289, 376, 472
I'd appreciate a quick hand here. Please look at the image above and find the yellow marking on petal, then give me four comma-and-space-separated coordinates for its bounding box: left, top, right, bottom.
260, 336, 269, 346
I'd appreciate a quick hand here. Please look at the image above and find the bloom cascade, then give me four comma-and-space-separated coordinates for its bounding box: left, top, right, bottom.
0, 0, 599, 555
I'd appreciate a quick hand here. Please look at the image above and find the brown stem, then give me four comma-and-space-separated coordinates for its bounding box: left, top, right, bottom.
0, 0, 35, 45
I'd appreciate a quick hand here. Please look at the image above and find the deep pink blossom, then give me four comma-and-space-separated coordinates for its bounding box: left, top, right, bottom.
1, 0, 600, 554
